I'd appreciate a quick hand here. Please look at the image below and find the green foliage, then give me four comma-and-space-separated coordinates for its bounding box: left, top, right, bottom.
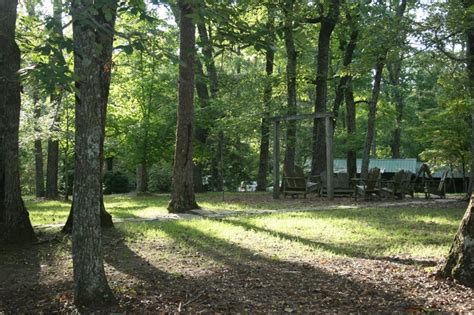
148, 164, 173, 193
104, 171, 131, 194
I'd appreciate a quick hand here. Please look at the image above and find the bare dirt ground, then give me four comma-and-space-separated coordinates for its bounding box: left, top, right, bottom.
1, 196, 473, 313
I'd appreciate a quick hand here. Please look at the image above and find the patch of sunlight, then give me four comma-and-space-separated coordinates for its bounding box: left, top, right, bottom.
169, 219, 337, 260
198, 201, 252, 211
26, 199, 71, 225
117, 222, 169, 240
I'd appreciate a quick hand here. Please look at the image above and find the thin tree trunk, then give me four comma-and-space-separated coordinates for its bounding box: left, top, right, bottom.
361, 59, 384, 179
361, 0, 406, 179
45, 139, 59, 198
311, 0, 340, 176
333, 28, 358, 131
346, 79, 357, 181
388, 59, 403, 158
168, 0, 199, 213
45, 0, 65, 200
63, 101, 71, 201
283, 0, 297, 173
469, 112, 474, 197
194, 59, 209, 192
0, 0, 36, 244
257, 47, 274, 191
33, 94, 45, 198
197, 23, 218, 98
34, 139, 45, 197
194, 20, 219, 192
70, 0, 114, 305
136, 163, 148, 193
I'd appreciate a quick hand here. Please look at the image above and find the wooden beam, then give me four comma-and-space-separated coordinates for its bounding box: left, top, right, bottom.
273, 121, 280, 199
325, 116, 334, 199
270, 112, 333, 122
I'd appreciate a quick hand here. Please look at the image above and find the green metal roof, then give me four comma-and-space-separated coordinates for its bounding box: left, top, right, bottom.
334, 158, 418, 173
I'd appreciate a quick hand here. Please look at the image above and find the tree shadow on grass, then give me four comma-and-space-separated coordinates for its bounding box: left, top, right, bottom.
105, 221, 426, 313
218, 217, 439, 267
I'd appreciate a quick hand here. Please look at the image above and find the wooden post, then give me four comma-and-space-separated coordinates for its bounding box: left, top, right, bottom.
325, 117, 334, 199
273, 121, 280, 199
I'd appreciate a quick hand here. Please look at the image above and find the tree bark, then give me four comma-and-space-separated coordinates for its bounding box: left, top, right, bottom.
194, 59, 209, 192
45, 0, 65, 200
197, 23, 218, 98
33, 94, 45, 198
62, 0, 117, 231
346, 78, 357, 181
70, 0, 114, 306
136, 163, 148, 193
440, 0, 474, 288
34, 139, 45, 197
0, 0, 36, 244
388, 57, 404, 158
441, 197, 474, 287
283, 0, 297, 173
361, 0, 406, 179
257, 47, 274, 191
194, 18, 219, 192
168, 0, 199, 213
45, 139, 59, 198
311, 0, 340, 176
333, 28, 358, 131
361, 58, 384, 179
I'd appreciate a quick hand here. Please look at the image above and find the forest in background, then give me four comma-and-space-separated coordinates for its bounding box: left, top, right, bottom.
16, 0, 469, 194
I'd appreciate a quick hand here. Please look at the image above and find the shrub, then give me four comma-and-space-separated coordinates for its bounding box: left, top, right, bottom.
103, 171, 130, 194
148, 164, 173, 193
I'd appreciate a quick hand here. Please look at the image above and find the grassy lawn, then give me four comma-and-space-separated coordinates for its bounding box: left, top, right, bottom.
5, 195, 471, 313
117, 206, 463, 260
26, 192, 350, 226
26, 193, 464, 259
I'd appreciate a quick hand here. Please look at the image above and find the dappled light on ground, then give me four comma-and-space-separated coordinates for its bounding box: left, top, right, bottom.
4, 194, 472, 312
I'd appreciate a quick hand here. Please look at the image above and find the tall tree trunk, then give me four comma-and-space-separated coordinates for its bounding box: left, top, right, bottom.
257, 47, 274, 191
197, 23, 218, 98
194, 19, 219, 192
45, 0, 65, 200
70, 0, 114, 306
168, 0, 199, 213
62, 0, 117, 232
95, 0, 117, 227
136, 163, 148, 193
361, 58, 384, 179
333, 28, 358, 131
388, 58, 404, 158
311, 0, 340, 176
361, 0, 406, 179
45, 138, 59, 198
346, 79, 357, 181
194, 59, 210, 192
283, 0, 297, 173
33, 94, 45, 198
0, 0, 36, 244
63, 101, 71, 201
440, 0, 474, 288
441, 197, 474, 287
469, 113, 474, 197
34, 139, 45, 197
